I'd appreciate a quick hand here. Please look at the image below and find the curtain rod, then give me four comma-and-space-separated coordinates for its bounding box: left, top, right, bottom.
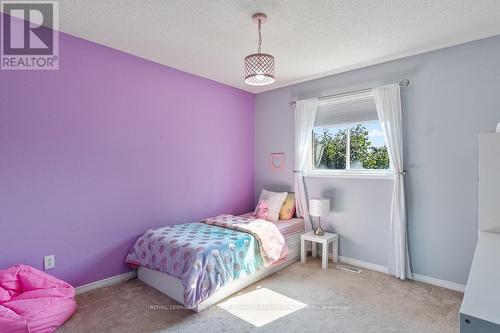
289, 79, 410, 106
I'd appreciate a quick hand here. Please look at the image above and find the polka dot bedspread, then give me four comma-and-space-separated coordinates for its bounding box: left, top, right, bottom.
125, 221, 264, 308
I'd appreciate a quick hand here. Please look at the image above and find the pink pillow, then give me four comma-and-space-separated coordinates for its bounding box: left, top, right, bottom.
253, 199, 269, 220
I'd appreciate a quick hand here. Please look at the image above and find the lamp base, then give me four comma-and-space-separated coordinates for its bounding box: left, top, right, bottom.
314, 217, 325, 236
314, 227, 325, 236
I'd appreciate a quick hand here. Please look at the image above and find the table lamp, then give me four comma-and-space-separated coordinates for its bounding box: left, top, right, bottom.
309, 198, 330, 236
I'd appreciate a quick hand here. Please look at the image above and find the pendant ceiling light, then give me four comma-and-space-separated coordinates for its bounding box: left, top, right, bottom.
244, 13, 275, 86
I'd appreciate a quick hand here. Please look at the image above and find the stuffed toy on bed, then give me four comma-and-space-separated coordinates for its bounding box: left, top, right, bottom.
253, 199, 269, 220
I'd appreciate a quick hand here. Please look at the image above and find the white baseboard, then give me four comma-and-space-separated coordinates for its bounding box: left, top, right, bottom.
339, 255, 388, 274
334, 253, 465, 292
411, 273, 465, 293
75, 270, 137, 295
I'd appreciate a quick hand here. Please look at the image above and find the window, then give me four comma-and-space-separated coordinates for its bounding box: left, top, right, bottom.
308, 91, 391, 176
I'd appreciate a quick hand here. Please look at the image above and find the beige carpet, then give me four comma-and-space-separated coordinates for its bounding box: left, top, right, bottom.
58, 259, 463, 333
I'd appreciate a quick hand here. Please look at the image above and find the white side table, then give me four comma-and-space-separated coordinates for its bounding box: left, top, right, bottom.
301, 231, 339, 269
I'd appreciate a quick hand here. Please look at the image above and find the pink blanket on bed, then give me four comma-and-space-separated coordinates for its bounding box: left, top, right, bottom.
203, 214, 288, 266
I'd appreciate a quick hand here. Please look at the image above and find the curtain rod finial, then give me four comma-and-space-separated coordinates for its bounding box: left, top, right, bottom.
399, 79, 410, 87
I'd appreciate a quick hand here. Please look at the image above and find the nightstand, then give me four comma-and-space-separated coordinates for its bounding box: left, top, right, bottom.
300, 231, 339, 269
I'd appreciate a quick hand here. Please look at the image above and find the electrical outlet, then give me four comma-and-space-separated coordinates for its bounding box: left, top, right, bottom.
44, 255, 55, 270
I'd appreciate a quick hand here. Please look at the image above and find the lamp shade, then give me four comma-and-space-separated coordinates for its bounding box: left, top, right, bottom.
244, 53, 275, 86
309, 198, 330, 217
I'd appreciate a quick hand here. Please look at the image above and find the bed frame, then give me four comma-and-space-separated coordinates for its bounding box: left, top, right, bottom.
138, 231, 303, 312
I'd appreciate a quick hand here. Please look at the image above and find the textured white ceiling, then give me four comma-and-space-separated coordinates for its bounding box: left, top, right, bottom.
54, 1, 500, 93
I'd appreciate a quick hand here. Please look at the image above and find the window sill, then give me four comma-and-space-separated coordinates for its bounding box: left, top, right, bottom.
303, 171, 395, 180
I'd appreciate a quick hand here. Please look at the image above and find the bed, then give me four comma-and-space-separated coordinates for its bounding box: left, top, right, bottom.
126, 214, 304, 312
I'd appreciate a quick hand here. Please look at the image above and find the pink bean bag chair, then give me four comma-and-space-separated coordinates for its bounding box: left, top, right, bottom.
0, 265, 77, 333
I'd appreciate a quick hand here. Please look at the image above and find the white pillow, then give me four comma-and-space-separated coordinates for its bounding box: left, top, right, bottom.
254, 190, 288, 222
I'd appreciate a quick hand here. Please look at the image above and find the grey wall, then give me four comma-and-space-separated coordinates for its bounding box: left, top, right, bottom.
255, 35, 500, 285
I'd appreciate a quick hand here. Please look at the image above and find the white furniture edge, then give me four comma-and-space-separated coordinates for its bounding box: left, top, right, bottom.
139, 232, 303, 312
478, 133, 500, 233
75, 270, 137, 295
458, 133, 500, 332
460, 232, 500, 327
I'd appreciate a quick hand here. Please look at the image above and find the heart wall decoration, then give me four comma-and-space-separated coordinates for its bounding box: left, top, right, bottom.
269, 153, 285, 172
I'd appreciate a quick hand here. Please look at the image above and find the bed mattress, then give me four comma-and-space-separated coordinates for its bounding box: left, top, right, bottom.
240, 213, 305, 237
274, 218, 305, 236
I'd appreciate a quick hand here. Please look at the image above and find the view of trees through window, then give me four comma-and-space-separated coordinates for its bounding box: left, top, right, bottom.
312, 122, 390, 170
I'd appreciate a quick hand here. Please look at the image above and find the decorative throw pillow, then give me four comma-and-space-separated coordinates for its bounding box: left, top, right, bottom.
279, 192, 296, 220
254, 199, 269, 220
253, 190, 288, 222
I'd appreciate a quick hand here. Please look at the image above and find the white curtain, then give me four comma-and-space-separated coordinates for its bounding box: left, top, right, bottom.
374, 84, 411, 280
294, 98, 319, 231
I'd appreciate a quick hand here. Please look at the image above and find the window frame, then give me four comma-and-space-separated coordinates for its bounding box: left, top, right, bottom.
305, 114, 394, 180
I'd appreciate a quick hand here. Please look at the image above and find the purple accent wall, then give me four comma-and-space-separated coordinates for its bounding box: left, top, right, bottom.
0, 31, 255, 286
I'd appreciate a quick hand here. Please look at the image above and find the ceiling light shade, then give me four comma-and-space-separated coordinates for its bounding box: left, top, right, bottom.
244, 53, 275, 85
244, 13, 275, 86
